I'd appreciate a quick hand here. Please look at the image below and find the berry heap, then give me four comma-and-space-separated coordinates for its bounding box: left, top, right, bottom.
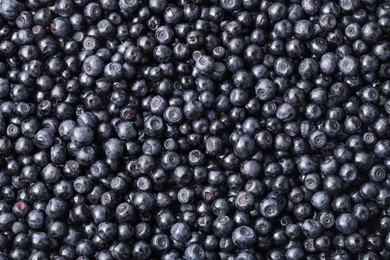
0, 0, 389, 259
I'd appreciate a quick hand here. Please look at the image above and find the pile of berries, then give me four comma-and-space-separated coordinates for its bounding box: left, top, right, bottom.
0, 0, 389, 259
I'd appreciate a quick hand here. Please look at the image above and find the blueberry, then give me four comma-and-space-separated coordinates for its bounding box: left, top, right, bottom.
45, 197, 68, 220
212, 215, 234, 238
103, 138, 124, 159
220, 0, 242, 12
0, 0, 21, 20
311, 191, 331, 210
150, 233, 169, 253
59, 245, 77, 259
30, 232, 49, 250
76, 146, 96, 166
231, 226, 256, 249
144, 115, 165, 137
338, 55, 359, 76
84, 3, 103, 21
50, 17, 71, 38
83, 55, 104, 77
155, 25, 174, 45
184, 244, 205, 260
259, 196, 283, 219
336, 213, 358, 234
27, 209, 45, 229
362, 22, 382, 44
299, 58, 319, 79
170, 221, 191, 242
48, 221, 68, 240
115, 121, 137, 141
119, 0, 139, 13
33, 128, 54, 150
320, 52, 338, 75
302, 219, 323, 239
76, 238, 94, 257
0, 213, 16, 231
345, 232, 365, 253
132, 191, 156, 213
232, 134, 255, 159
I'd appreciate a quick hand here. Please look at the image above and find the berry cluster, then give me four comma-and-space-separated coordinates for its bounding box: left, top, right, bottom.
0, 0, 389, 259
